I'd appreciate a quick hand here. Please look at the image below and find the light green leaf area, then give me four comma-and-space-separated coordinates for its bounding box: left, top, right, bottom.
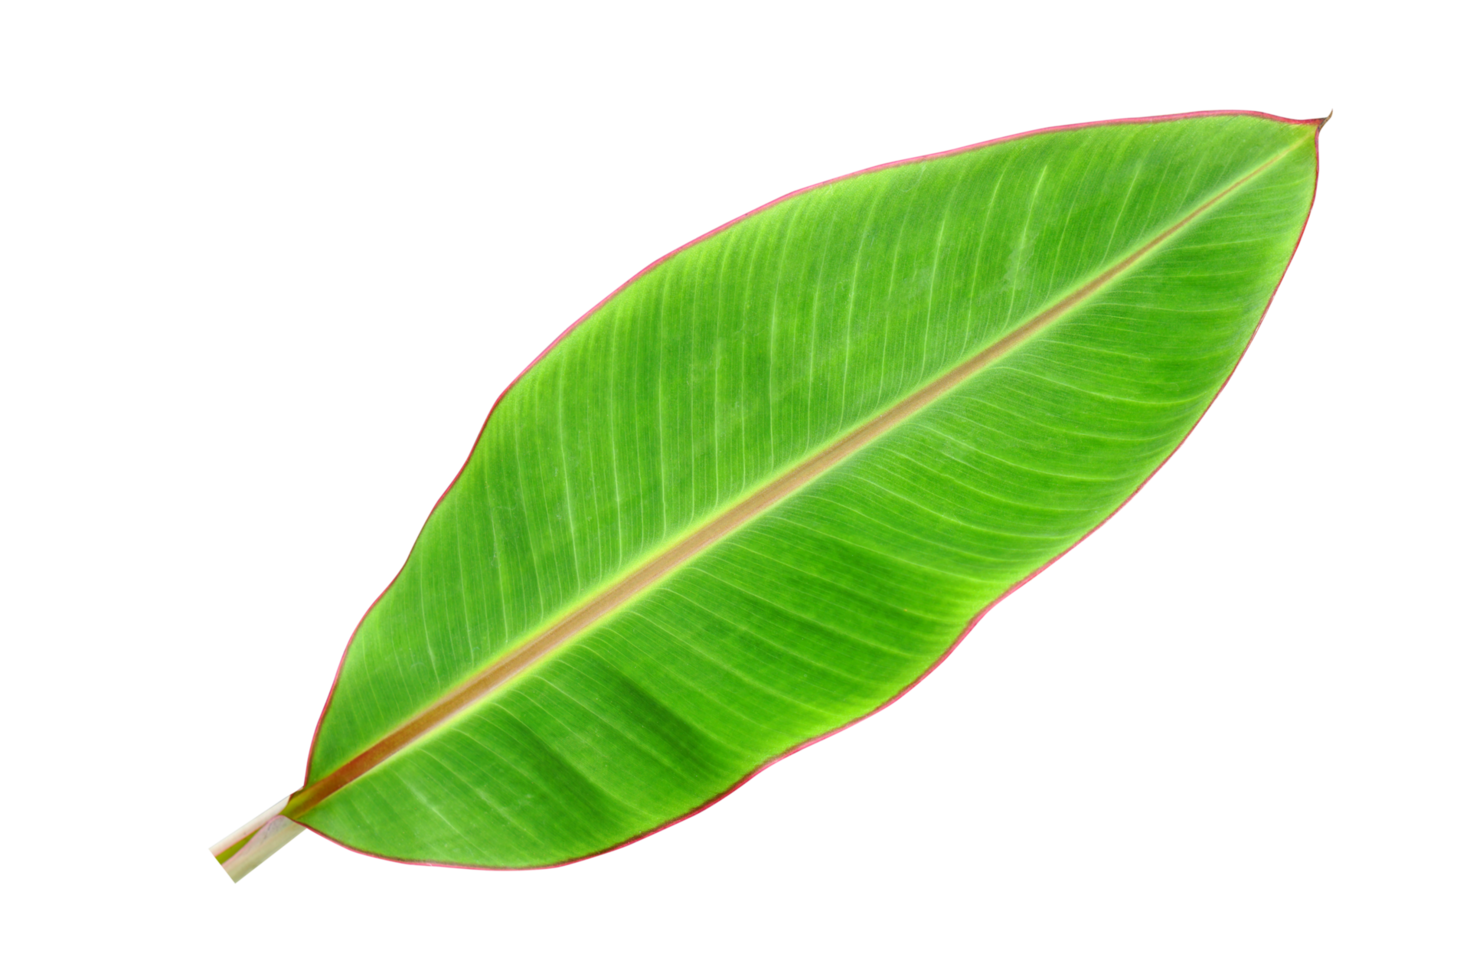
299, 113, 1319, 867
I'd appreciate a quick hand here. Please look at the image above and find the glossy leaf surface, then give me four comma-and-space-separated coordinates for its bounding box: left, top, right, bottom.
270, 112, 1320, 870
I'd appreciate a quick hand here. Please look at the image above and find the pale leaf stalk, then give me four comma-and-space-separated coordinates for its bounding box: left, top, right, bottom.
211, 797, 304, 882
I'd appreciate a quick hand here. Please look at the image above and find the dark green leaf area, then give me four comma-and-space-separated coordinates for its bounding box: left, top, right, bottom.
301, 114, 1317, 866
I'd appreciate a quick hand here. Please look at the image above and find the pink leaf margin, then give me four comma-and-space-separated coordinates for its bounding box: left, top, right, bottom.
292, 107, 1328, 875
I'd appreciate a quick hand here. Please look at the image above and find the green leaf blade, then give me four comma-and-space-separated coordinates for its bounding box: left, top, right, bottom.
293, 112, 1321, 868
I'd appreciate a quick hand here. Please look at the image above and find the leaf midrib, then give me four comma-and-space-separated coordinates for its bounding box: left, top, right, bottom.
285, 135, 1308, 821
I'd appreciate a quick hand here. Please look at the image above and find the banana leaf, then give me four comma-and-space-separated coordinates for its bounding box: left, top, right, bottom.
213, 110, 1324, 880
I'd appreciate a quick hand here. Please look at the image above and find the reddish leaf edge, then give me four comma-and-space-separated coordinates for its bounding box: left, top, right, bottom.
288, 109, 1327, 872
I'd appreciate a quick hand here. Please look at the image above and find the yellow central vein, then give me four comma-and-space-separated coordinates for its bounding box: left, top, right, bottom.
282, 138, 1303, 821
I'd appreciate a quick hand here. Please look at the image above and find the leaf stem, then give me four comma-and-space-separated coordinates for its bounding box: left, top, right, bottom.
210, 796, 306, 882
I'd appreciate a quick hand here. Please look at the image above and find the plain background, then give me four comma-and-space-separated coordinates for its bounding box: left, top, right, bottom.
180, 105, 1346, 899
